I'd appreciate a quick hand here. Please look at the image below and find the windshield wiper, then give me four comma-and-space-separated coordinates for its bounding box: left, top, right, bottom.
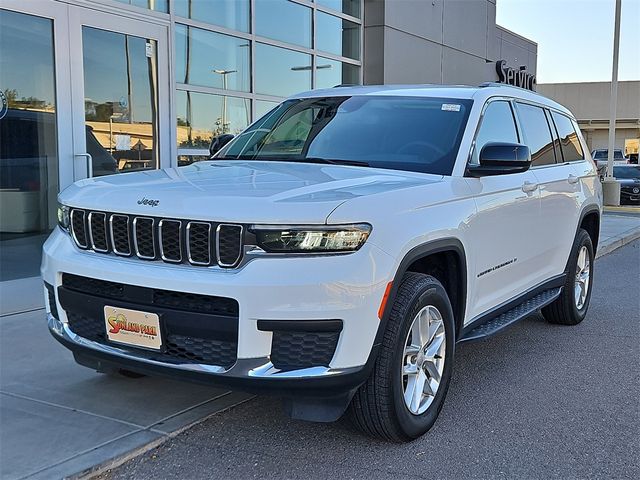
296, 157, 371, 167
214, 155, 370, 167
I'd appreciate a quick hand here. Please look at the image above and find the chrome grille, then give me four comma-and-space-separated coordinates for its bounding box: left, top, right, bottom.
88, 212, 108, 252
68, 208, 243, 268
187, 222, 211, 265
110, 214, 131, 256
217, 224, 243, 267
133, 217, 155, 259
70, 209, 88, 248
159, 219, 182, 263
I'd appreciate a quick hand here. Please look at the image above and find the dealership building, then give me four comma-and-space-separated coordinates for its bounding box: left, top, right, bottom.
0, 0, 537, 290
538, 81, 640, 157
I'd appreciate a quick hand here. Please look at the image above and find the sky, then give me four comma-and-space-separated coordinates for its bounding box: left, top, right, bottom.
496, 0, 640, 84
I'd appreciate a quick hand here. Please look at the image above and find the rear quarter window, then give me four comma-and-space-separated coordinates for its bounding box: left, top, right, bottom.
551, 112, 584, 162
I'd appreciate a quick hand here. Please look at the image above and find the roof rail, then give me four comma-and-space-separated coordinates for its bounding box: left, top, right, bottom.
479, 81, 540, 92
332, 84, 359, 88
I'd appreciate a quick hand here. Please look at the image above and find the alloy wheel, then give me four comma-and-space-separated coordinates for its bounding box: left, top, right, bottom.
574, 245, 591, 310
401, 305, 446, 415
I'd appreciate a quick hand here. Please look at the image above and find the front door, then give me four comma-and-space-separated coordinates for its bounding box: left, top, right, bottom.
67, 8, 170, 181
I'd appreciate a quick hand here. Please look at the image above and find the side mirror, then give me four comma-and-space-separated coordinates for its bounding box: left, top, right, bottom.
468, 142, 532, 177
209, 134, 235, 157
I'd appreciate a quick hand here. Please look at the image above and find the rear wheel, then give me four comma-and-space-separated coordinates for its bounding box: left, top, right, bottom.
348, 272, 455, 442
543, 228, 594, 325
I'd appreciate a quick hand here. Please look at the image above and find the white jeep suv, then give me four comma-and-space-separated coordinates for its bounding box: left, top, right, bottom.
43, 84, 602, 441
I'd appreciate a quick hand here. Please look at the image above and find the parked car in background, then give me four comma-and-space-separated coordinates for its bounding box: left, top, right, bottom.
44, 84, 602, 442
613, 165, 640, 205
628, 153, 638, 165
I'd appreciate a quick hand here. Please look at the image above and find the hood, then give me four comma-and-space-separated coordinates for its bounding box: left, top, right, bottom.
59, 161, 441, 224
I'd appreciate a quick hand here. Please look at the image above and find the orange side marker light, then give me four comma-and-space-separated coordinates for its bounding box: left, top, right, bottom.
378, 282, 393, 319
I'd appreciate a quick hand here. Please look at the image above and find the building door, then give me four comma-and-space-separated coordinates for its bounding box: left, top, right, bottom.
0, 0, 169, 287
0, 1, 69, 283
67, 7, 170, 181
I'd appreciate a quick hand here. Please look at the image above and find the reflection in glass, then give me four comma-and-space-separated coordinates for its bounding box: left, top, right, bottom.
315, 57, 360, 89
255, 100, 280, 120
175, 25, 250, 92
111, 0, 169, 12
255, 0, 311, 48
174, 0, 250, 32
516, 103, 556, 167
0, 10, 58, 279
472, 101, 518, 165
316, 12, 360, 60
551, 112, 584, 162
176, 90, 250, 160
82, 27, 159, 175
317, 0, 361, 18
255, 43, 311, 97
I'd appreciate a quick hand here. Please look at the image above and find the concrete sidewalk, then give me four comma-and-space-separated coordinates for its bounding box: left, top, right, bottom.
0, 309, 251, 480
0, 210, 637, 480
597, 210, 640, 258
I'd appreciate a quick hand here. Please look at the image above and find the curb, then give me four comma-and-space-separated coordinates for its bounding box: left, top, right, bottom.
74, 394, 255, 480
595, 229, 640, 259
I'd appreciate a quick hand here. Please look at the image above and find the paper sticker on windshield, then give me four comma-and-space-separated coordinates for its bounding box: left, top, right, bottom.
441, 103, 461, 112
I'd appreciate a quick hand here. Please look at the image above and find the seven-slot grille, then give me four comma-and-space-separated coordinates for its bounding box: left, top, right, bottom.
69, 208, 243, 268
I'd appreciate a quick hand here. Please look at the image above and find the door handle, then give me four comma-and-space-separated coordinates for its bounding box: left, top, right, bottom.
521, 181, 538, 193
567, 174, 580, 184
75, 153, 93, 178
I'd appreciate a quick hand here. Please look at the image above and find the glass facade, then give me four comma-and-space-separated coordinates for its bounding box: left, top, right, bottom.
0, 9, 59, 280
173, 0, 363, 163
0, 0, 361, 281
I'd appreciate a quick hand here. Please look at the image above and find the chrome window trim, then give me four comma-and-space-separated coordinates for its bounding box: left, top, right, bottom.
70, 209, 88, 249
186, 221, 212, 266
109, 214, 132, 256
216, 224, 244, 267
133, 216, 156, 260
87, 211, 109, 252
158, 219, 183, 263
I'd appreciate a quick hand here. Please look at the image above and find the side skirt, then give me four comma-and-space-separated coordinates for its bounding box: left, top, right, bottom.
458, 275, 565, 343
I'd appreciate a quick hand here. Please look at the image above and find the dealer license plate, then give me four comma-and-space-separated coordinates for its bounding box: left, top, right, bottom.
104, 306, 162, 350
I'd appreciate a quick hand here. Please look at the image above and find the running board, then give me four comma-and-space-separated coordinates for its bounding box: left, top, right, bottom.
458, 287, 562, 343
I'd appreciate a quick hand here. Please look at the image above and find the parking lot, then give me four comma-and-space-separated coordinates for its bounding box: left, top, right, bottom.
101, 240, 639, 480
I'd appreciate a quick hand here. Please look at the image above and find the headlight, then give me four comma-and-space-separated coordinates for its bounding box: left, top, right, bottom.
251, 224, 371, 253
57, 204, 70, 230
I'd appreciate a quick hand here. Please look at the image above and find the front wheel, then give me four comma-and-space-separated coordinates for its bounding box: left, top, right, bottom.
348, 273, 455, 442
542, 228, 594, 325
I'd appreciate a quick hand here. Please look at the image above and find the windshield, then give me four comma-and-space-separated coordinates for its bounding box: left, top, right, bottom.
613, 166, 640, 179
216, 96, 473, 175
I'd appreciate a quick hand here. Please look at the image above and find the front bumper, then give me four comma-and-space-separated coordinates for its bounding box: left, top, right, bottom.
42, 227, 394, 393
48, 314, 375, 398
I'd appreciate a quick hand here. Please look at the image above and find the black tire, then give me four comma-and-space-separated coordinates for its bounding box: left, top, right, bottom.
348, 272, 455, 442
542, 228, 594, 325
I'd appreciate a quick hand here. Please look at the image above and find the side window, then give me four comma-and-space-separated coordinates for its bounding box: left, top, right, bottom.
515, 103, 556, 167
471, 100, 519, 164
551, 112, 584, 162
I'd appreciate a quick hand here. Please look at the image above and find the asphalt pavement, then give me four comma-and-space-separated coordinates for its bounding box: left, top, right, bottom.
102, 240, 640, 480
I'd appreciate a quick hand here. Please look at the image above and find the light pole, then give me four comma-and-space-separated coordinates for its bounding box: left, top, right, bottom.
603, 0, 622, 206
212, 69, 237, 134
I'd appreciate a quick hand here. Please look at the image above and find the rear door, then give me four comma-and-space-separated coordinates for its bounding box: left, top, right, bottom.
464, 99, 542, 320
515, 102, 579, 282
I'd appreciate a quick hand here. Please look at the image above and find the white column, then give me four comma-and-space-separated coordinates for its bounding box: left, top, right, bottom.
603, 0, 622, 206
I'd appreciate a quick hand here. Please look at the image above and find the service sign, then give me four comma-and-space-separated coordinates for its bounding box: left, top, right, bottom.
496, 60, 536, 91
104, 306, 162, 350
